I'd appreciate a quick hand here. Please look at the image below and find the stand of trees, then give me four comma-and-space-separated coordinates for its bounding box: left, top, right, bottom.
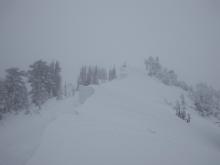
190, 83, 220, 117
0, 60, 62, 118
0, 68, 28, 115
0, 61, 119, 119
145, 56, 189, 91
108, 67, 117, 81
28, 60, 62, 109
77, 65, 117, 89
145, 56, 220, 119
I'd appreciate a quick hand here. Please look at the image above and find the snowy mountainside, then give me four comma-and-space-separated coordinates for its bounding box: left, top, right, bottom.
0, 97, 79, 165
26, 66, 220, 165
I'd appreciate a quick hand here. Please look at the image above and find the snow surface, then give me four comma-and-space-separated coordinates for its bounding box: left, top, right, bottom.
0, 97, 79, 165
78, 85, 95, 104
1, 66, 220, 165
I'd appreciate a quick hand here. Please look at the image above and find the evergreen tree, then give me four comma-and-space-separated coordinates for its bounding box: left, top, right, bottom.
54, 61, 62, 98
102, 68, 108, 81
144, 57, 189, 91
145, 56, 162, 76
78, 66, 87, 86
97, 68, 107, 82
49, 61, 56, 97
180, 94, 186, 111
86, 66, 92, 86
48, 61, 62, 98
64, 81, 68, 97
77, 65, 112, 88
92, 66, 99, 85
0, 80, 7, 114
108, 69, 113, 81
190, 83, 216, 116
112, 66, 117, 80
4, 68, 29, 112
108, 66, 117, 81
28, 60, 50, 109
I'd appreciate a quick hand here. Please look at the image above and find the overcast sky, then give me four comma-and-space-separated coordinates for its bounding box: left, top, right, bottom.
0, 0, 219, 88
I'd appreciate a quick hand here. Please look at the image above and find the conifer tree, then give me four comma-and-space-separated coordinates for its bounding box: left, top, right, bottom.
54, 61, 62, 99
28, 60, 50, 109
0, 80, 7, 114
4, 68, 29, 112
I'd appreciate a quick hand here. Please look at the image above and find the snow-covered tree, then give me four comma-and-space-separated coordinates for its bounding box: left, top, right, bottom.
77, 65, 108, 89
145, 56, 162, 77
144, 57, 190, 91
0, 80, 7, 114
186, 113, 191, 123
86, 66, 93, 86
4, 68, 29, 112
180, 94, 186, 111
159, 69, 178, 86
174, 100, 181, 114
174, 94, 190, 122
77, 66, 88, 89
48, 61, 56, 97
28, 60, 50, 109
97, 68, 107, 82
112, 66, 117, 80
109, 66, 117, 81
63, 82, 75, 97
190, 83, 217, 116
92, 66, 99, 85
176, 81, 190, 91
28, 60, 62, 107
64, 81, 68, 97
53, 61, 62, 99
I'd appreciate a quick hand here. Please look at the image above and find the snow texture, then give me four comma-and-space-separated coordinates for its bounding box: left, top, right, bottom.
78, 85, 95, 104
1, 66, 220, 165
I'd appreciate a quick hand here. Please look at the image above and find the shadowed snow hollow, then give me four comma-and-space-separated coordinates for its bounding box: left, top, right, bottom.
26, 66, 220, 165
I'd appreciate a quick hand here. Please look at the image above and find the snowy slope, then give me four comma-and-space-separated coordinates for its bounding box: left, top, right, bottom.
0, 97, 79, 165
25, 66, 220, 165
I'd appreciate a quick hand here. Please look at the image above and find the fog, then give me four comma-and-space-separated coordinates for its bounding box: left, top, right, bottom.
0, 0, 219, 88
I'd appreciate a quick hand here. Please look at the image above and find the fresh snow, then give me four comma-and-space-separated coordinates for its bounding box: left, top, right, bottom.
0, 97, 79, 165
1, 66, 220, 165
78, 85, 95, 104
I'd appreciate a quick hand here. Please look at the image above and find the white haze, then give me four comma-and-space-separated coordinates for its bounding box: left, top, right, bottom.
0, 0, 220, 88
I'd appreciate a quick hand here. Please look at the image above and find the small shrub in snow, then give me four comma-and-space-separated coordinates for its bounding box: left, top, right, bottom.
122, 62, 127, 68
174, 95, 191, 123
186, 113, 191, 123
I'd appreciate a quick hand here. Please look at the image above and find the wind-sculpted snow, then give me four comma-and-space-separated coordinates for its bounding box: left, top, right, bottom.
26, 67, 220, 165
